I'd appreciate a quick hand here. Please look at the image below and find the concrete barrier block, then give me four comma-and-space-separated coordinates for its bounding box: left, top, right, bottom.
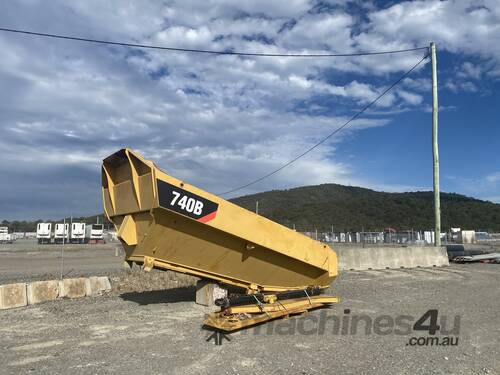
98, 276, 112, 292
380, 248, 399, 269
0, 283, 27, 310
398, 248, 413, 268
59, 278, 87, 299
196, 280, 227, 307
86, 276, 112, 296
414, 247, 429, 267
336, 245, 449, 271
27, 280, 59, 305
365, 248, 381, 270
428, 247, 449, 267
85, 278, 92, 296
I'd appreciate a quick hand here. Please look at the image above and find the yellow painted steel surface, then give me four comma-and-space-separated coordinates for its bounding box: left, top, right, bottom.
102, 148, 338, 292
204, 295, 339, 331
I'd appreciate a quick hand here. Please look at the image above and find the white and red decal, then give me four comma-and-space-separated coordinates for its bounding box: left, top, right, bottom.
157, 180, 219, 223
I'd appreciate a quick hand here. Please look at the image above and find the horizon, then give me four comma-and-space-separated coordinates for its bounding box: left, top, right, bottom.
2, 182, 499, 222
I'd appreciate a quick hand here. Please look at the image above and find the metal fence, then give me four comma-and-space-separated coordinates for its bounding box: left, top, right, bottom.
299, 229, 500, 245
299, 230, 437, 245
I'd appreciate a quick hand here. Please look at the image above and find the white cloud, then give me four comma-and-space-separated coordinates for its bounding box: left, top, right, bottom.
344, 81, 396, 107
356, 0, 500, 77
402, 77, 431, 92
486, 172, 500, 184
397, 90, 423, 105
445, 80, 478, 93
0, 0, 499, 219
280, 12, 354, 51
458, 62, 483, 79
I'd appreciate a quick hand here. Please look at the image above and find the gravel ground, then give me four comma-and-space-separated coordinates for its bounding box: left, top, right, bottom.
109, 269, 197, 295
0, 240, 123, 284
0, 264, 499, 375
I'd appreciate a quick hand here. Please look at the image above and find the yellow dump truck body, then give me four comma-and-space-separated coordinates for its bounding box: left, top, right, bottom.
102, 148, 337, 292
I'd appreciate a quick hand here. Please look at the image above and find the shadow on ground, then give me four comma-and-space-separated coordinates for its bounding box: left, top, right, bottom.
120, 286, 196, 305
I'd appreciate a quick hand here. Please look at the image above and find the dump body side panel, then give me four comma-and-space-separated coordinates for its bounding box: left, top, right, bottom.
102, 148, 337, 291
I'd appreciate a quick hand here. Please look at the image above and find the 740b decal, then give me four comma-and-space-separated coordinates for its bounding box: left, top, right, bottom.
157, 180, 219, 223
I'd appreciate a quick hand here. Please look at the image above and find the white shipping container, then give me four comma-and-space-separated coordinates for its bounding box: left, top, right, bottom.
54, 223, 69, 244
86, 224, 104, 243
0, 233, 14, 243
12, 232, 25, 239
71, 223, 86, 243
424, 231, 435, 244
459, 230, 476, 244
36, 223, 52, 244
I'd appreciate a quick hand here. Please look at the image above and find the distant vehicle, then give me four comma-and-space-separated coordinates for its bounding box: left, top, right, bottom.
0, 226, 8, 234
71, 222, 86, 243
36, 223, 52, 244
86, 224, 105, 244
25, 232, 37, 239
12, 232, 25, 240
54, 223, 70, 244
0, 233, 14, 244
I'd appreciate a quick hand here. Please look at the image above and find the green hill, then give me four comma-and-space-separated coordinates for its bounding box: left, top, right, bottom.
229, 184, 500, 232
3, 184, 499, 233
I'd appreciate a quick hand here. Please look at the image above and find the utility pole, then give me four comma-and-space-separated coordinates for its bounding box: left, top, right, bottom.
362, 225, 365, 248
60, 217, 66, 280
431, 42, 441, 247
255, 201, 259, 215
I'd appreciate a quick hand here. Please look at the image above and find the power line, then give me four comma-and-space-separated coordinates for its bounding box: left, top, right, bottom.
218, 53, 430, 196
0, 26, 431, 196
0, 27, 429, 57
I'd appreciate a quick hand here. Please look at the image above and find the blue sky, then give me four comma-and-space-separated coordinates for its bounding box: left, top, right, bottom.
0, 0, 499, 220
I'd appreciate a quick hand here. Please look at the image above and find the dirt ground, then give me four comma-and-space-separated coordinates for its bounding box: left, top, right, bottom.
0, 257, 499, 374
0, 239, 198, 294
0, 239, 123, 284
